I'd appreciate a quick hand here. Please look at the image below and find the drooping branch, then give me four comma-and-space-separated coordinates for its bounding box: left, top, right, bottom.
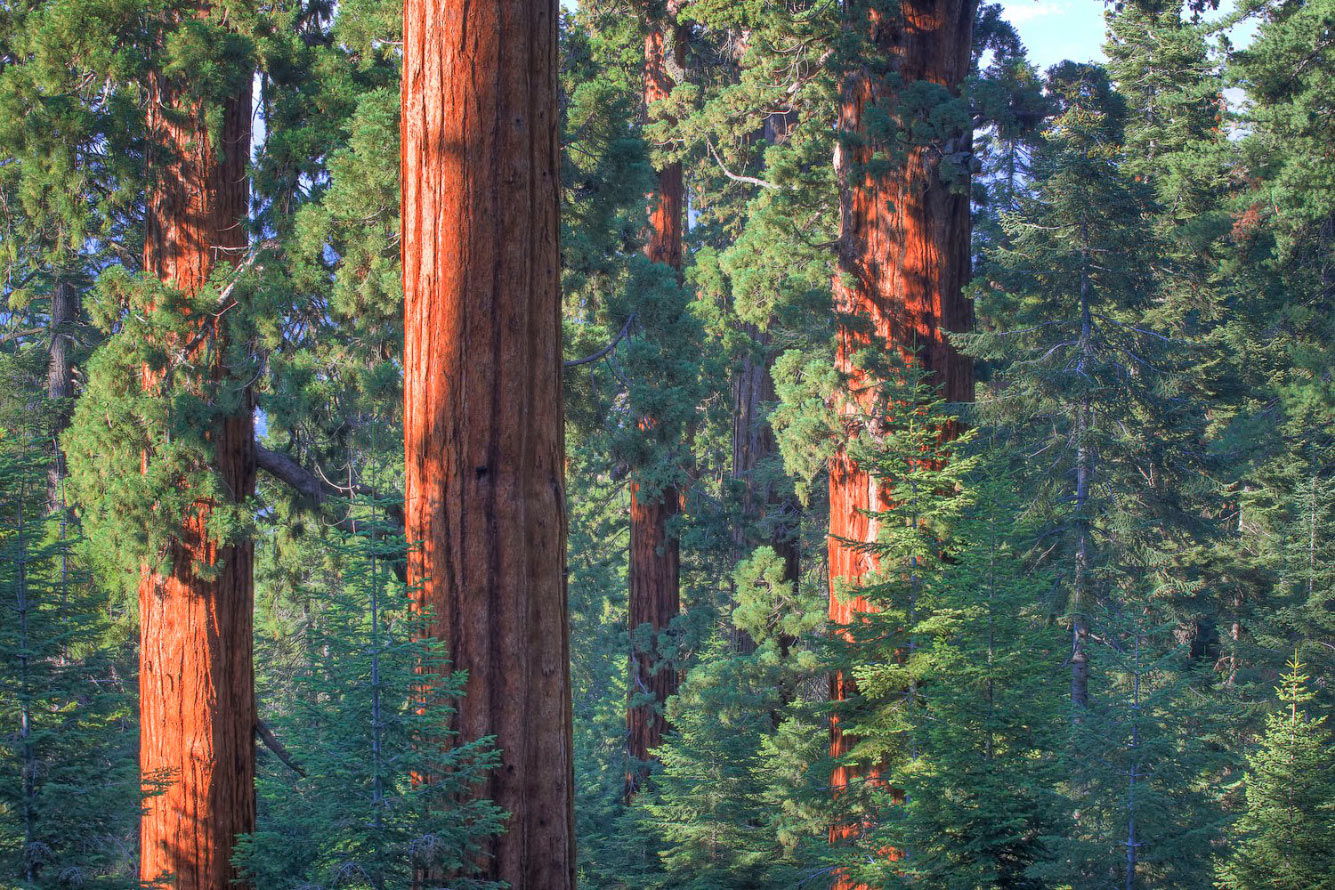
255, 444, 394, 518
255, 444, 328, 503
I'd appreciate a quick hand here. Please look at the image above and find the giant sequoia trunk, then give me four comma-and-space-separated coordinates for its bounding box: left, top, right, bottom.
625, 6, 687, 802
138, 57, 257, 890
827, 1, 975, 884
401, 2, 575, 887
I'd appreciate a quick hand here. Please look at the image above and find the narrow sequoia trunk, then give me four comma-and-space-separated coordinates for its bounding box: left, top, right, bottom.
138, 50, 257, 890
401, 1, 574, 887
827, 1, 975, 884
625, 5, 687, 802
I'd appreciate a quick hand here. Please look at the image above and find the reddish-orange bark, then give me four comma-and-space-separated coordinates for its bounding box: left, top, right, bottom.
626, 480, 681, 789
401, 1, 574, 886
827, 1, 975, 885
137, 48, 256, 890
624, 7, 688, 801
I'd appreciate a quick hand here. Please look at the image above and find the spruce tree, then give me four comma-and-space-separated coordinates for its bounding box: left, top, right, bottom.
1220, 0, 1335, 694
865, 444, 1064, 890
1216, 658, 1335, 890
963, 59, 1227, 889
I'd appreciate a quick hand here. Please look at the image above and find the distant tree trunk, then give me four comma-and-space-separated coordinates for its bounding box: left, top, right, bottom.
401, 1, 574, 887
1071, 232, 1095, 712
729, 101, 800, 658
827, 1, 975, 884
731, 326, 801, 658
46, 277, 78, 514
625, 3, 687, 802
137, 45, 256, 890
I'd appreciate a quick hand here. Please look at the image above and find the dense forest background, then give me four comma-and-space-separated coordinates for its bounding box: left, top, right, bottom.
2, 0, 1334, 888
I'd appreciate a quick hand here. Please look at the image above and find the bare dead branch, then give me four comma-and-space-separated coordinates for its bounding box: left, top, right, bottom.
255, 719, 307, 778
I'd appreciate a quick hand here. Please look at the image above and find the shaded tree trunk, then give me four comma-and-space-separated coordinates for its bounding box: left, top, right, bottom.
137, 46, 257, 890
46, 278, 78, 515
729, 103, 801, 659
827, 1, 975, 884
401, 1, 574, 887
625, 3, 688, 802
1071, 229, 1095, 711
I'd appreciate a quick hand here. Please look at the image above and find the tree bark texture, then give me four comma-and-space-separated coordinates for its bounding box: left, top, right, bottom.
137, 48, 257, 890
625, 5, 688, 802
401, 1, 574, 887
827, 2, 976, 885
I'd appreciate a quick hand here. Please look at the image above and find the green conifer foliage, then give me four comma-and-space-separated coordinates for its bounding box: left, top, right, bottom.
249, 0, 405, 537
866, 446, 1064, 890
1216, 658, 1335, 890
1105, 1, 1223, 215
0, 351, 137, 889
643, 637, 798, 890
636, 548, 825, 889
65, 267, 261, 593
2, 0, 1335, 885
817, 359, 1050, 888
236, 503, 504, 890
962, 60, 1228, 888
1220, 0, 1335, 692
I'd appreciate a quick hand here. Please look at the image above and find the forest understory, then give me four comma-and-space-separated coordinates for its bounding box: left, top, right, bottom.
1, 0, 1334, 889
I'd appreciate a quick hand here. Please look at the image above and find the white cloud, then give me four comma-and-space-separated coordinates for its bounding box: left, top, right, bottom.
1001, 0, 1068, 25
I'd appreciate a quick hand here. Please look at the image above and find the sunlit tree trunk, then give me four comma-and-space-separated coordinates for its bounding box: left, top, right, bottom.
137, 50, 257, 890
401, 1, 575, 886
827, 1, 975, 884
625, 2, 688, 802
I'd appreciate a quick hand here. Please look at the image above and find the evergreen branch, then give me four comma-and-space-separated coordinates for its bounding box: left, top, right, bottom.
0, 327, 45, 344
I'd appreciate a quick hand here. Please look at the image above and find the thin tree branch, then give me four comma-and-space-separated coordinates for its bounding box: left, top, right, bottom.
565, 313, 636, 368
256, 443, 408, 580
705, 137, 779, 190
254, 719, 307, 778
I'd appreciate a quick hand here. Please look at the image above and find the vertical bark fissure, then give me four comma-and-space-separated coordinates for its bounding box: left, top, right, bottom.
402, 1, 574, 885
